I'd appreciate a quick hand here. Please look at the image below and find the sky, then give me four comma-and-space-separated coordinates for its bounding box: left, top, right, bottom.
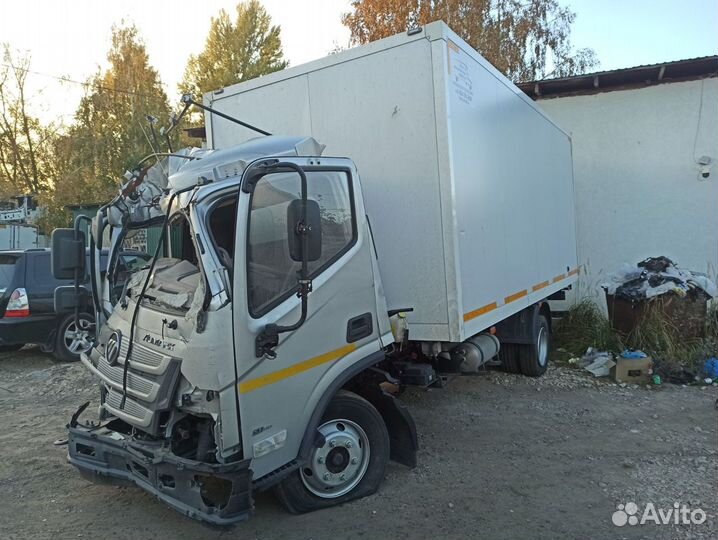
1, 0, 716, 124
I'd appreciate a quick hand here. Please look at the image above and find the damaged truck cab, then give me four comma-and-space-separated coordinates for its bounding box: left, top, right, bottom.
55, 136, 413, 524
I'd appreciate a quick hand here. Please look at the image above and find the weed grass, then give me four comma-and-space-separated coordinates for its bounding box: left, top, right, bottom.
553, 298, 718, 370
553, 299, 623, 355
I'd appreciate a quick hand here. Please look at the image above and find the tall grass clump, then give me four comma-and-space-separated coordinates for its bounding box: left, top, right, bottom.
553, 299, 623, 355
624, 303, 689, 366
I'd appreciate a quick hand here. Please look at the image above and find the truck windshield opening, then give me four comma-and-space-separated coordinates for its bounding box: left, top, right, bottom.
115, 214, 202, 312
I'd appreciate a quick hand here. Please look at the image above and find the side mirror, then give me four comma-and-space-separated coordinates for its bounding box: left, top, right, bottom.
54, 285, 90, 313
287, 199, 322, 262
51, 228, 86, 280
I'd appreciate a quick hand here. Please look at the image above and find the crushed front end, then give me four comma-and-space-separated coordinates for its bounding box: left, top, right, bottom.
68, 420, 252, 525
70, 292, 253, 525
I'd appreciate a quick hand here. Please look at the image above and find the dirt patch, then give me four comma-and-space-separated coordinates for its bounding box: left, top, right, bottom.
0, 349, 716, 539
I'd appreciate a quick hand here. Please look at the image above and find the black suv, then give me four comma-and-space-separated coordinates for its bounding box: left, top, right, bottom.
0, 248, 149, 361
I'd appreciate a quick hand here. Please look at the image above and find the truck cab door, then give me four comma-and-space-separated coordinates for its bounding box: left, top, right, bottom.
232, 157, 386, 479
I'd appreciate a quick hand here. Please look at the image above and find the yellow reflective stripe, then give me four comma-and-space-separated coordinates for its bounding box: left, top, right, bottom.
464, 267, 581, 325
463, 302, 497, 322
239, 343, 357, 394
504, 289, 528, 304
532, 281, 550, 292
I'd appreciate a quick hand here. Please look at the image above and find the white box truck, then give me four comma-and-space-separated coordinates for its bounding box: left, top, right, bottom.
0, 224, 40, 250
52, 22, 578, 525
206, 21, 578, 346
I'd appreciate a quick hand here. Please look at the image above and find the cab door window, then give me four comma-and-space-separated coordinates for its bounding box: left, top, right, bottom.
247, 169, 355, 317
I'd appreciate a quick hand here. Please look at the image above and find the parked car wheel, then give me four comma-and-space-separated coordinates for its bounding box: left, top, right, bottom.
274, 390, 389, 514
55, 313, 94, 362
518, 313, 550, 377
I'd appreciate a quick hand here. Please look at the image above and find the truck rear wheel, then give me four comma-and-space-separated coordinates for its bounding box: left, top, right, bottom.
499, 343, 522, 373
274, 390, 389, 514
518, 314, 550, 377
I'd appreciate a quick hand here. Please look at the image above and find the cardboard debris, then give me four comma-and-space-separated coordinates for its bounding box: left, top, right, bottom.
612, 357, 653, 384
581, 348, 615, 377
585, 356, 616, 377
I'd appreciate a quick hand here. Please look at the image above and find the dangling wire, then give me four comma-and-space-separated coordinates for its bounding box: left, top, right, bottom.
119, 184, 197, 409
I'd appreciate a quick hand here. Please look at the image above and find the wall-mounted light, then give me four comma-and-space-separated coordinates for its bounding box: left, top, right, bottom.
697, 155, 712, 180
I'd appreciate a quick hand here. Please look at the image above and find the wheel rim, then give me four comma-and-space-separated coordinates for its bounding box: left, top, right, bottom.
64, 318, 93, 355
537, 325, 548, 367
301, 418, 370, 498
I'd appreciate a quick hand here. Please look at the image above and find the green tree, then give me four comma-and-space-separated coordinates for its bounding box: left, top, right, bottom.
342, 0, 598, 81
180, 0, 288, 99
54, 24, 174, 209
0, 45, 55, 197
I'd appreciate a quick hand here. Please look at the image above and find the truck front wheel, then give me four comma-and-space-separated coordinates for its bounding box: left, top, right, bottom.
274, 390, 390, 514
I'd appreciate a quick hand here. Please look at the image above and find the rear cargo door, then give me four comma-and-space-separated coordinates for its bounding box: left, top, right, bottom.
232, 157, 383, 479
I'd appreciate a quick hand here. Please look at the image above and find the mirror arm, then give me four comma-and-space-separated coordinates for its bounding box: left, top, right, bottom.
73, 215, 93, 337
255, 162, 313, 358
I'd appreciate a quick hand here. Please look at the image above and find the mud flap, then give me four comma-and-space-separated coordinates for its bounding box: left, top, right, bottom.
362, 386, 418, 468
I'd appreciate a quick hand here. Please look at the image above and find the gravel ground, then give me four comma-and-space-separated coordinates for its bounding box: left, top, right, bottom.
0, 347, 716, 540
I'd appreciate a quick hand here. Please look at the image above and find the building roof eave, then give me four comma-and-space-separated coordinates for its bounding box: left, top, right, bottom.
518, 56, 718, 100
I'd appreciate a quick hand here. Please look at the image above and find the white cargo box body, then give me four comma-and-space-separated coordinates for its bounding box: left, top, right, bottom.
206, 21, 578, 343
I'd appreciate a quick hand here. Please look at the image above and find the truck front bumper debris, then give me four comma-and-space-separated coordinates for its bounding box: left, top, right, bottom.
68, 423, 253, 526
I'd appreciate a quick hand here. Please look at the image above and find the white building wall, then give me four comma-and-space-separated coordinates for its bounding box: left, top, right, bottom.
537, 78, 718, 305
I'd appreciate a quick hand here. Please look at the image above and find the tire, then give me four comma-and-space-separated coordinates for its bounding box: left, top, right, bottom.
499, 343, 522, 373
0, 344, 25, 353
518, 313, 550, 377
54, 313, 94, 362
274, 390, 390, 514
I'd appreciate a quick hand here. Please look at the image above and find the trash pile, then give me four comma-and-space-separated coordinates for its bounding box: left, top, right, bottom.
571, 348, 655, 383
568, 349, 718, 386
603, 256, 716, 302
